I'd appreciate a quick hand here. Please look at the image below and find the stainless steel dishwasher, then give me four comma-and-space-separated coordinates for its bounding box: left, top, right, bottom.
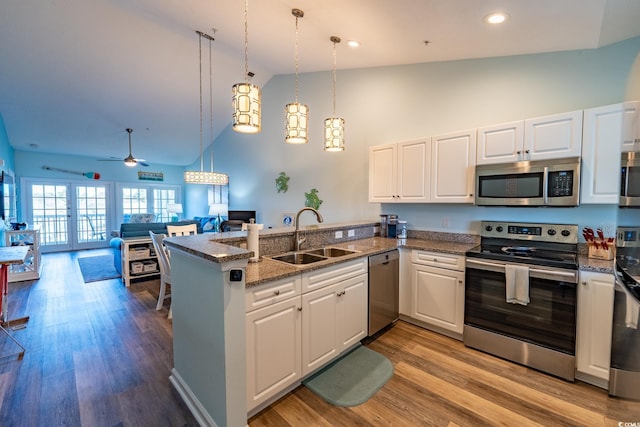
368, 249, 400, 336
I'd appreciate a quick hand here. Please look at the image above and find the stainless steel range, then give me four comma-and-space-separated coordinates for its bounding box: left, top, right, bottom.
464, 221, 579, 381
610, 226, 640, 400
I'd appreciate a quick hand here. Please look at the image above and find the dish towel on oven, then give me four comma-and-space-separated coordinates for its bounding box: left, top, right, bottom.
505, 264, 530, 305
625, 292, 639, 329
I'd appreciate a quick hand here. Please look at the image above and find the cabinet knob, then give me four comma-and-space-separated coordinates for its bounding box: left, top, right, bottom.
433, 258, 438, 262
525, 149, 530, 154
581, 281, 587, 286
458, 280, 463, 284
273, 290, 280, 296
297, 307, 302, 311
516, 150, 522, 154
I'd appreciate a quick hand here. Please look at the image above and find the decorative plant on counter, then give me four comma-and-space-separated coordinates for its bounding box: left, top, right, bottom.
275, 171, 289, 193
304, 188, 323, 210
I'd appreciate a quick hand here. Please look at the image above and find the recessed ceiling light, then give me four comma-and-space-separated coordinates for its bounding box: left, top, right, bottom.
484, 12, 509, 25
347, 40, 360, 48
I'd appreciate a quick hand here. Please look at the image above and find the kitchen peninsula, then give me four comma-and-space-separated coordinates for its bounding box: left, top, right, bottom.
162, 222, 478, 426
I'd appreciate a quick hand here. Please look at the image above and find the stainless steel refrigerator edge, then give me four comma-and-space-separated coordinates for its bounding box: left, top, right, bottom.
368, 250, 399, 336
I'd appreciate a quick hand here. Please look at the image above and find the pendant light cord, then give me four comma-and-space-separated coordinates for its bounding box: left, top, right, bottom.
198, 32, 204, 173
331, 37, 339, 115
209, 37, 214, 172
244, 0, 249, 84
294, 14, 300, 103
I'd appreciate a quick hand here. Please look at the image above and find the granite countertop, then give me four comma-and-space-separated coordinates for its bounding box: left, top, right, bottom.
245, 237, 478, 287
578, 254, 615, 274
164, 232, 615, 287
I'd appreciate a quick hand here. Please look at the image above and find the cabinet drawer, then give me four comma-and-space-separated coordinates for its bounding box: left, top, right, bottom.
411, 250, 464, 271
246, 275, 302, 313
302, 258, 368, 294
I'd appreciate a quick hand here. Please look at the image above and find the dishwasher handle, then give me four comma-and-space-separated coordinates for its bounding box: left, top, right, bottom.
369, 249, 399, 266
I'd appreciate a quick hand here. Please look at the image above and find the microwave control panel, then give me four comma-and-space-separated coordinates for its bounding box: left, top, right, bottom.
548, 171, 574, 197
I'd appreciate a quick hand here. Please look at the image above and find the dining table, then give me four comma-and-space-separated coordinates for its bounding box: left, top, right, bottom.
0, 245, 29, 359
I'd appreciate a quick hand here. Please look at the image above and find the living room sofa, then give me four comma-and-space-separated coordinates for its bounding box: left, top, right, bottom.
109, 220, 202, 275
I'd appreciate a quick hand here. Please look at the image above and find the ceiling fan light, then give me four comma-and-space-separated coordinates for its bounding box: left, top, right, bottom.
124, 157, 137, 167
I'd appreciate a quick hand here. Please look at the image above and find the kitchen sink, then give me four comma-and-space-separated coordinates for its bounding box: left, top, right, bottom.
269, 252, 327, 265
267, 247, 359, 265
304, 247, 359, 257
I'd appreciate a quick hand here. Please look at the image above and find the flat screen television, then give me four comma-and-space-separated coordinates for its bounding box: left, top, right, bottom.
228, 210, 256, 223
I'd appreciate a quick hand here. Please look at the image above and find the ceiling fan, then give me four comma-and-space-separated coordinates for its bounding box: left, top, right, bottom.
98, 128, 149, 167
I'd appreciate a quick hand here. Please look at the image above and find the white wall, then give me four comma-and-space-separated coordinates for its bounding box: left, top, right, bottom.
206, 36, 640, 233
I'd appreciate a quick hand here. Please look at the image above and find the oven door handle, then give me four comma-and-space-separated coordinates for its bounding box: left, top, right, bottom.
466, 258, 577, 282
614, 268, 640, 307
543, 166, 549, 205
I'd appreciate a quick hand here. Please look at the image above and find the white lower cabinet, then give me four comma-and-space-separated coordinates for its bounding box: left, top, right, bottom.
576, 271, 614, 387
408, 250, 465, 337
246, 258, 368, 413
246, 295, 302, 412
246, 275, 302, 413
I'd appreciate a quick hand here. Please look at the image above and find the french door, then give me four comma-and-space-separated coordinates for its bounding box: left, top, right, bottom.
23, 178, 114, 253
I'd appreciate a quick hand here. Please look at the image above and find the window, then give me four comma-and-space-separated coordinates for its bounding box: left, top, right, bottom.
118, 184, 181, 223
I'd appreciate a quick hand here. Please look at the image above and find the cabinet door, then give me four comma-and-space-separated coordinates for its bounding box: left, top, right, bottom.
430, 130, 476, 203
524, 110, 583, 161
397, 139, 430, 202
368, 143, 397, 202
411, 263, 465, 335
246, 296, 302, 411
581, 103, 623, 204
622, 101, 640, 152
576, 272, 614, 382
301, 282, 340, 376
476, 121, 524, 165
337, 274, 368, 350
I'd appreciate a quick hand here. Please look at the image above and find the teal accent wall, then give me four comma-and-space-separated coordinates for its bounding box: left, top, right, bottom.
207, 36, 640, 233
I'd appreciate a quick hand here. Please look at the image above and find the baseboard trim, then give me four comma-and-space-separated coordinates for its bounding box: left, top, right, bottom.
170, 368, 217, 427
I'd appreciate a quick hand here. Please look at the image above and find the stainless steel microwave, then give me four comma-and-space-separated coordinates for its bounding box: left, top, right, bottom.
620, 151, 640, 207
475, 157, 580, 207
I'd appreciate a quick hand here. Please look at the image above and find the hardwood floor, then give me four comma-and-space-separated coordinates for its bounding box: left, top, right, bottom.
1, 250, 638, 426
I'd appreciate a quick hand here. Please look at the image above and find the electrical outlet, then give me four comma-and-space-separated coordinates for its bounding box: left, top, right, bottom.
335, 230, 343, 239
348, 229, 355, 237
239, 242, 247, 249
442, 217, 450, 228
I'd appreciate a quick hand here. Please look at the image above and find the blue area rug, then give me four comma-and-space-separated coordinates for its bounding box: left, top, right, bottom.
78, 255, 120, 283
302, 344, 393, 407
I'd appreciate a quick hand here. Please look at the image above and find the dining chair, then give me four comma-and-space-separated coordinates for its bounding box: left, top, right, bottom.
149, 231, 172, 318
166, 223, 198, 236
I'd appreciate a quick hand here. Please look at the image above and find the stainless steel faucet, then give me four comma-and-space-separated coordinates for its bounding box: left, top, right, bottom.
294, 207, 324, 251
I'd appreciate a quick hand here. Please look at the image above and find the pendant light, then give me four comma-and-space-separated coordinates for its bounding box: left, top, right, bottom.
284, 8, 309, 144
184, 31, 229, 185
324, 36, 345, 152
232, 0, 261, 134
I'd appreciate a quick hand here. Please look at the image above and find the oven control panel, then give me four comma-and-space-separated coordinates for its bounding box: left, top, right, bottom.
481, 221, 578, 243
617, 227, 640, 248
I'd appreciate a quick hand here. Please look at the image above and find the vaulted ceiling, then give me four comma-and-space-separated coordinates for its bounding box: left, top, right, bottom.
1, 0, 638, 166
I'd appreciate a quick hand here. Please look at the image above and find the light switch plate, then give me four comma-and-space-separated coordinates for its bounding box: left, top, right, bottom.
348, 229, 355, 237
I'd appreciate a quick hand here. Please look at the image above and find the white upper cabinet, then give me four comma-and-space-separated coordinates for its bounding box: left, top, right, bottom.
476, 110, 583, 165
581, 103, 624, 204
622, 101, 640, 152
524, 110, 583, 161
368, 140, 430, 203
476, 120, 524, 165
368, 143, 397, 203
430, 129, 477, 203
